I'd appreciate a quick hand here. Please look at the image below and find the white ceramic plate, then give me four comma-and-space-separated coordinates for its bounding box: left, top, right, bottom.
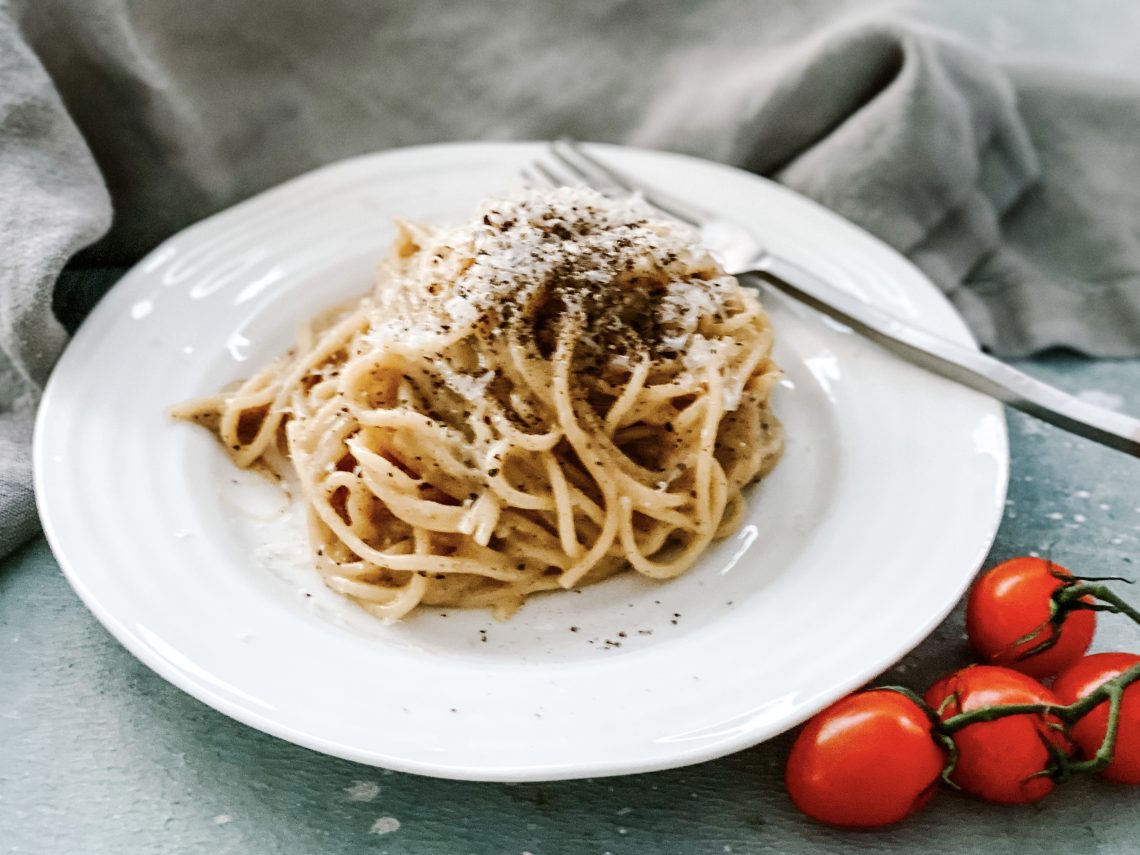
35, 143, 1008, 781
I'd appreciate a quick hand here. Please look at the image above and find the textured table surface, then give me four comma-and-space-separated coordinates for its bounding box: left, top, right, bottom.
6, 5, 1140, 853
4, 356, 1140, 855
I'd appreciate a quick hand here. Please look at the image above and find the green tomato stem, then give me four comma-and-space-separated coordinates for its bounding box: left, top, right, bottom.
939, 661, 1140, 736
1013, 578, 1140, 662
1059, 583, 1140, 627
1062, 682, 1123, 777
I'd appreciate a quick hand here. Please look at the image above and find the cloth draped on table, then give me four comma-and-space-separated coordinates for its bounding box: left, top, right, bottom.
2, 0, 1140, 557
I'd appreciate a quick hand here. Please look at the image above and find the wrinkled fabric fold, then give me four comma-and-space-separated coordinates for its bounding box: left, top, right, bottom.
0, 6, 110, 556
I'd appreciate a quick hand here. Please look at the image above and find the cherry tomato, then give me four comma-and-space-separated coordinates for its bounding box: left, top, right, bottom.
966, 556, 1095, 678
785, 689, 947, 828
925, 665, 1069, 804
1054, 652, 1140, 784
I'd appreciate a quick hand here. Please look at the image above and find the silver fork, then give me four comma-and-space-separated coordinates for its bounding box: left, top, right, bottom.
524, 139, 1140, 459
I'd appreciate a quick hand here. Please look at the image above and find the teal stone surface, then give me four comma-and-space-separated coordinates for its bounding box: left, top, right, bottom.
3, 355, 1139, 854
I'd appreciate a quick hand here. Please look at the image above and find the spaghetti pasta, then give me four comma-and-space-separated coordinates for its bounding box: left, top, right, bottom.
173, 187, 783, 620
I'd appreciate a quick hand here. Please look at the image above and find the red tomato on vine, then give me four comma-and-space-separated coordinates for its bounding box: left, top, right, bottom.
967, 557, 1095, 679
1054, 652, 1140, 785
925, 665, 1070, 804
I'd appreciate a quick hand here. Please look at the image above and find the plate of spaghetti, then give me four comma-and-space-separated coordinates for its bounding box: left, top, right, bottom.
35, 142, 1008, 781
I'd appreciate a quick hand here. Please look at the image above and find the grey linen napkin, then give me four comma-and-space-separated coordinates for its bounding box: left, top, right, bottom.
0, 13, 108, 556
3, 0, 1140, 557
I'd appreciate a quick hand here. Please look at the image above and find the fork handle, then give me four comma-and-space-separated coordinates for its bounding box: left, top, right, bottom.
744, 258, 1140, 459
